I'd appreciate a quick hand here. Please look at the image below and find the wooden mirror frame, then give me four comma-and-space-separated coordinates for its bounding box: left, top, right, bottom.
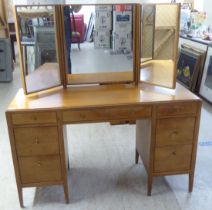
13, 4, 64, 95
138, 3, 180, 89
59, 3, 139, 87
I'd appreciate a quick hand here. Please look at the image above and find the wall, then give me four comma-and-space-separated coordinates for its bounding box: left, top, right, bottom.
202, 0, 212, 26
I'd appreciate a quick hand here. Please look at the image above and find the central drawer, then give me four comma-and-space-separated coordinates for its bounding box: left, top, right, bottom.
19, 155, 62, 184
63, 106, 151, 123
14, 127, 60, 156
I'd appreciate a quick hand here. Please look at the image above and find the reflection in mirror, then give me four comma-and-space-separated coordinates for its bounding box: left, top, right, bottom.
63, 4, 134, 85
140, 4, 179, 89
16, 5, 61, 93
141, 5, 155, 63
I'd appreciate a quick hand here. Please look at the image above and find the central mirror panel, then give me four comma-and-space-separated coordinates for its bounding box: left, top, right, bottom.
62, 4, 135, 85
140, 4, 180, 89
15, 5, 62, 94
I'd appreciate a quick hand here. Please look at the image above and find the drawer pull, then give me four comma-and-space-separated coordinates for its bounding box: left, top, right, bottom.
36, 162, 42, 167
33, 116, 38, 121
79, 113, 86, 119
173, 131, 179, 135
34, 138, 40, 145
172, 152, 176, 156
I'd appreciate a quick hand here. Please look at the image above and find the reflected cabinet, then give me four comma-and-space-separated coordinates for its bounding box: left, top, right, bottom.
14, 3, 180, 94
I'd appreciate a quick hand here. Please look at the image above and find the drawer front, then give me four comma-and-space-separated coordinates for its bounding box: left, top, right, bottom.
19, 155, 62, 184
157, 102, 197, 117
14, 127, 59, 156
154, 145, 192, 173
63, 106, 151, 123
12, 112, 57, 125
156, 117, 195, 147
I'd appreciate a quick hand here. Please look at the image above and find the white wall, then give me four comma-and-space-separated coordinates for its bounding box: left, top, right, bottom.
202, 0, 212, 26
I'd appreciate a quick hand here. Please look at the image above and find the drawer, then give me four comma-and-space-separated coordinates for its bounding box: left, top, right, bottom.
12, 112, 57, 125
14, 127, 59, 156
156, 117, 195, 147
157, 102, 197, 117
63, 106, 151, 123
154, 145, 192, 173
19, 155, 62, 184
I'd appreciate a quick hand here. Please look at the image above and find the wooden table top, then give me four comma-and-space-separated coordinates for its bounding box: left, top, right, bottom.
7, 83, 200, 112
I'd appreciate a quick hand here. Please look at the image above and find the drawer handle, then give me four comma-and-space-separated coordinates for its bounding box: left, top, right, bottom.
33, 116, 38, 121
172, 131, 179, 135
172, 152, 176, 156
36, 162, 42, 167
34, 138, 40, 145
79, 113, 86, 119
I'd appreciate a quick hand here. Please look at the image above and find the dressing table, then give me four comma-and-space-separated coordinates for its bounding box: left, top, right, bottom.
6, 2, 201, 208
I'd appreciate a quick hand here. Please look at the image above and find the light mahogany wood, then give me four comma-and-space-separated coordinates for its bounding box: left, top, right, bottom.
6, 82, 202, 205
63, 106, 151, 123
14, 126, 60, 156
67, 72, 133, 85
156, 102, 198, 117
18, 155, 62, 184
154, 144, 193, 173
11, 112, 57, 125
7, 83, 199, 111
136, 119, 152, 171
156, 117, 195, 147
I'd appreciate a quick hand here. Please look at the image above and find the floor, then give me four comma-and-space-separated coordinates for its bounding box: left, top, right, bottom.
0, 61, 212, 210
71, 42, 133, 74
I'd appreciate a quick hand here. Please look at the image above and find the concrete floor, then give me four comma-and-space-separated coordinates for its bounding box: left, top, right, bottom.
0, 62, 212, 210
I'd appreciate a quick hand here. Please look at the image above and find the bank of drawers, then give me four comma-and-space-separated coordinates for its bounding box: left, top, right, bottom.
154, 103, 196, 174
12, 112, 62, 185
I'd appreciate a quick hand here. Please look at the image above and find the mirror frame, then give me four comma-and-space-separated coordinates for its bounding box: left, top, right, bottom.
60, 3, 139, 87
13, 3, 180, 95
13, 4, 64, 95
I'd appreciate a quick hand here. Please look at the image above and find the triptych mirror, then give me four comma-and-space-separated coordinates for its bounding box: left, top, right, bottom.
14, 3, 180, 94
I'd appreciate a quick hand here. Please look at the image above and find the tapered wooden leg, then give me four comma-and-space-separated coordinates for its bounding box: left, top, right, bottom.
63, 182, 69, 204
189, 172, 194, 192
135, 149, 139, 164
17, 186, 24, 208
147, 175, 153, 196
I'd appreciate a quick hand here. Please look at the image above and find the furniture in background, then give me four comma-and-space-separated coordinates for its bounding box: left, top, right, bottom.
8, 20, 17, 63
0, 0, 13, 82
178, 35, 210, 94
0, 38, 13, 81
70, 13, 85, 50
